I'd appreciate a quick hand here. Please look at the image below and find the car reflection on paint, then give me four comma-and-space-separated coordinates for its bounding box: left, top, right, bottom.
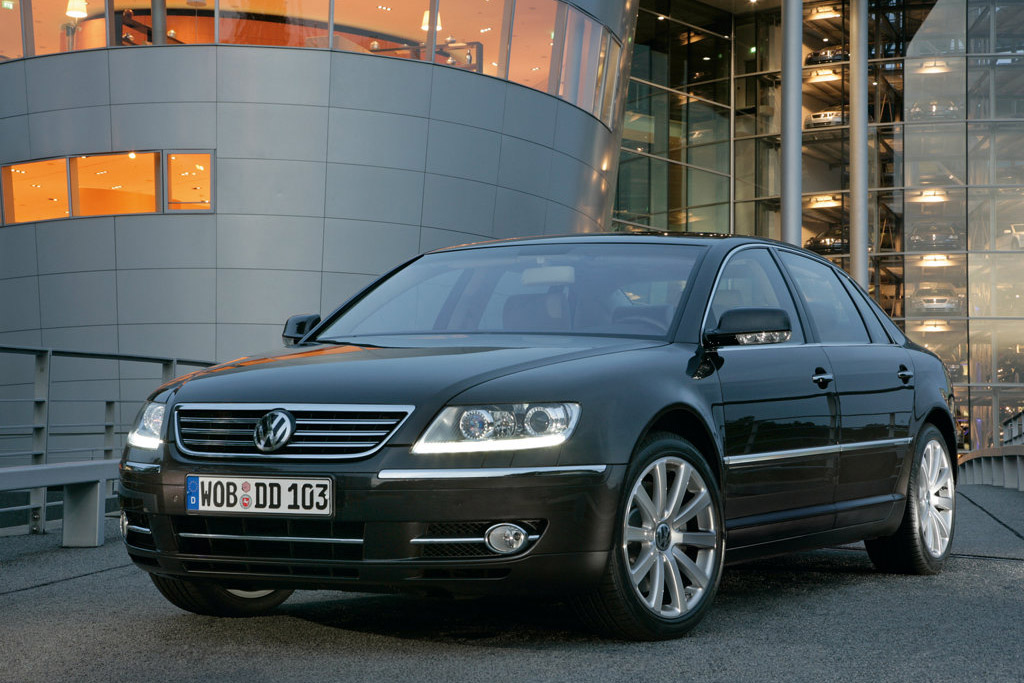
119, 233, 957, 641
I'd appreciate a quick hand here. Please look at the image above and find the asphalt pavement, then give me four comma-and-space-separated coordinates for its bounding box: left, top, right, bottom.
1, 484, 1022, 683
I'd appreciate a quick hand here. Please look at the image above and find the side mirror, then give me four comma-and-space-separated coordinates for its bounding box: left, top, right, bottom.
282, 313, 321, 347
705, 308, 792, 348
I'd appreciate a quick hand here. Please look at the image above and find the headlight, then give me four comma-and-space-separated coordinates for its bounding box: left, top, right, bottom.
412, 403, 581, 454
127, 402, 166, 450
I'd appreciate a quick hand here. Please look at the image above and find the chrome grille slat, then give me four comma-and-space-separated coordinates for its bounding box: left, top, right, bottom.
174, 403, 414, 460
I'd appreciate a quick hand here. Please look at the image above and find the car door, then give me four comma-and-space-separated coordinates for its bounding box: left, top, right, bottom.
777, 251, 915, 527
707, 247, 839, 547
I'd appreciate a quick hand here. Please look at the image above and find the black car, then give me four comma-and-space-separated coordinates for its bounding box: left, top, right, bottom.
907, 222, 963, 250
804, 224, 848, 254
907, 98, 961, 120
805, 46, 849, 65
119, 234, 957, 641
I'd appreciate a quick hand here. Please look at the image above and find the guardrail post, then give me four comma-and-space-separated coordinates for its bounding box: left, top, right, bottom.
62, 479, 105, 547
1005, 456, 1019, 490
161, 359, 178, 384
30, 350, 51, 533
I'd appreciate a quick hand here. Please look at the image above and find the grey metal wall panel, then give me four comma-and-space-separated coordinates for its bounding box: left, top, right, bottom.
37, 271, 116, 328
216, 159, 327, 217
109, 46, 217, 104
330, 53, 433, 117
0, 116, 30, 164
322, 219, 420, 275
214, 323, 283, 359
553, 100, 611, 171
0, 224, 37, 279
549, 152, 609, 221
421, 174, 496, 236
216, 269, 322, 324
117, 269, 216, 324
39, 325, 118, 354
114, 215, 217, 269
320, 272, 376, 317
429, 66, 506, 133
498, 136, 554, 198
420, 227, 488, 252
111, 103, 216, 151
36, 218, 116, 274
217, 47, 330, 106
119, 323, 216, 360
493, 188, 548, 238
324, 163, 424, 225
217, 215, 325, 271
545, 201, 601, 234
0, 61, 27, 118
25, 52, 110, 113
425, 120, 501, 184
328, 108, 428, 172
502, 85, 557, 147
28, 107, 112, 159
0, 277, 41, 332
217, 103, 328, 162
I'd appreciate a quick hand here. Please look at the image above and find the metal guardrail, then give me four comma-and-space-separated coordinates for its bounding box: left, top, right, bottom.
0, 345, 213, 539
957, 447, 1024, 492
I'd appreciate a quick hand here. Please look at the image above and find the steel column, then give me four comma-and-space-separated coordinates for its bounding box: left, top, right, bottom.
781, 0, 803, 246
849, 0, 869, 287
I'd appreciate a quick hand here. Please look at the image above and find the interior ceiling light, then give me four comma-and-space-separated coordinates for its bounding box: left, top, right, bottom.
809, 6, 841, 20
808, 194, 841, 208
916, 59, 950, 74
807, 68, 841, 83
920, 254, 953, 267
915, 320, 950, 333
910, 188, 949, 203
65, 0, 87, 18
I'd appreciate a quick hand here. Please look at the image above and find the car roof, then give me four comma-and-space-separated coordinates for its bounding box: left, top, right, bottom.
425, 231, 791, 254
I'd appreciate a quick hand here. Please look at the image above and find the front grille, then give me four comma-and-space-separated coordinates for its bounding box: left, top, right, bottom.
171, 515, 364, 562
174, 403, 412, 459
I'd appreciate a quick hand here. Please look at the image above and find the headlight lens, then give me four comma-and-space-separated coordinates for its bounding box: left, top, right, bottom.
127, 402, 166, 450
413, 403, 580, 454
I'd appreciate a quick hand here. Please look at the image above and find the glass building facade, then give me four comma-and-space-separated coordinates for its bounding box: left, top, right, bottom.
613, 0, 1024, 451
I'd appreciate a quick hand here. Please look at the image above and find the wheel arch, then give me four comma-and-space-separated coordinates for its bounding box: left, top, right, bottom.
923, 407, 959, 481
637, 406, 723, 484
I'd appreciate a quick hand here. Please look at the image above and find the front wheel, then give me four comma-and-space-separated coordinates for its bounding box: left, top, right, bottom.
865, 424, 955, 574
574, 432, 724, 640
150, 574, 293, 617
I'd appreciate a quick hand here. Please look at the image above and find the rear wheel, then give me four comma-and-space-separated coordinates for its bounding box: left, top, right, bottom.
150, 574, 293, 617
865, 424, 955, 574
575, 432, 724, 640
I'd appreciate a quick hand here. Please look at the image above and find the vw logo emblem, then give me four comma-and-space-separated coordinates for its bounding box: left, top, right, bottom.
254, 409, 295, 452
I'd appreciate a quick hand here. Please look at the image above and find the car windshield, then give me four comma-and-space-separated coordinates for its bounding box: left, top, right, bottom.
316, 243, 702, 340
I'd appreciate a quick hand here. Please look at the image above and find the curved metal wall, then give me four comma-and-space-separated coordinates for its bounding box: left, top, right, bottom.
0, 44, 629, 361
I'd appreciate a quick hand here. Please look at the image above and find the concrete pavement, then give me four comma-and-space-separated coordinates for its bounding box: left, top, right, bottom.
1, 484, 1022, 683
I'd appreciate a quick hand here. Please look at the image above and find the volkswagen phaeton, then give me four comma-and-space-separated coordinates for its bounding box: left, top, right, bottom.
119, 234, 957, 640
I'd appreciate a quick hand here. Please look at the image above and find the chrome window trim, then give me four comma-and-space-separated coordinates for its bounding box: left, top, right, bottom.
173, 403, 414, 460
724, 437, 914, 468
377, 465, 608, 480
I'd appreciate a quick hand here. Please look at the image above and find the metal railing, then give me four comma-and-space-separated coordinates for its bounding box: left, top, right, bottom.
0, 345, 213, 537
958, 447, 1024, 492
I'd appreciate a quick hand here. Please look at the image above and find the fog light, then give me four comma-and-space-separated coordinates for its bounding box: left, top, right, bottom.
485, 523, 527, 554
119, 511, 129, 539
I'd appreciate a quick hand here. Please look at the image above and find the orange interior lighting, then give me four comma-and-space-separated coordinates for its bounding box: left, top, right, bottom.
167, 153, 212, 211
1, 158, 70, 224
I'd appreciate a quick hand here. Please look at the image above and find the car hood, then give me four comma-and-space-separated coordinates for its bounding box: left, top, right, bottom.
160, 335, 664, 406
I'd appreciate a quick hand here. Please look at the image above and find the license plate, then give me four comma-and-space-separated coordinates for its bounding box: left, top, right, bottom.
185, 475, 332, 516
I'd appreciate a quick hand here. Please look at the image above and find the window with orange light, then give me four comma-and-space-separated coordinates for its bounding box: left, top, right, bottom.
70, 152, 159, 217
167, 153, 212, 211
1, 158, 70, 224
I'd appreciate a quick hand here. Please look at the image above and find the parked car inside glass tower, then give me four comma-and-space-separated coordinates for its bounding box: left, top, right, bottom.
120, 234, 957, 640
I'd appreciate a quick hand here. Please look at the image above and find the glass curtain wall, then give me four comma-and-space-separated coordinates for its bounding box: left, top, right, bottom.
613, 0, 732, 232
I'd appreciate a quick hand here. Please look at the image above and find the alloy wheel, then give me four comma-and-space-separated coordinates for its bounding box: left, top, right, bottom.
917, 438, 954, 557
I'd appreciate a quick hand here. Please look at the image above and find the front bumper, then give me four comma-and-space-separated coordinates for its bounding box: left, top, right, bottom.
120, 455, 624, 596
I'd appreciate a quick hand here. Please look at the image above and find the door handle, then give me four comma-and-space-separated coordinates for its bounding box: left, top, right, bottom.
897, 365, 914, 383
812, 369, 834, 389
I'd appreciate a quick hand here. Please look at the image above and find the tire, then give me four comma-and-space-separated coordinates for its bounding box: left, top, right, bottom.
150, 574, 293, 617
574, 432, 725, 640
865, 424, 955, 575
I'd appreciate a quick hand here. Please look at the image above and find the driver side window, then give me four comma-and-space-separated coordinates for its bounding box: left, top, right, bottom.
709, 248, 804, 344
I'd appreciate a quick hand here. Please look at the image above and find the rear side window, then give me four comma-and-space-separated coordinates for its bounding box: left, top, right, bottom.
779, 252, 870, 344
708, 248, 804, 344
